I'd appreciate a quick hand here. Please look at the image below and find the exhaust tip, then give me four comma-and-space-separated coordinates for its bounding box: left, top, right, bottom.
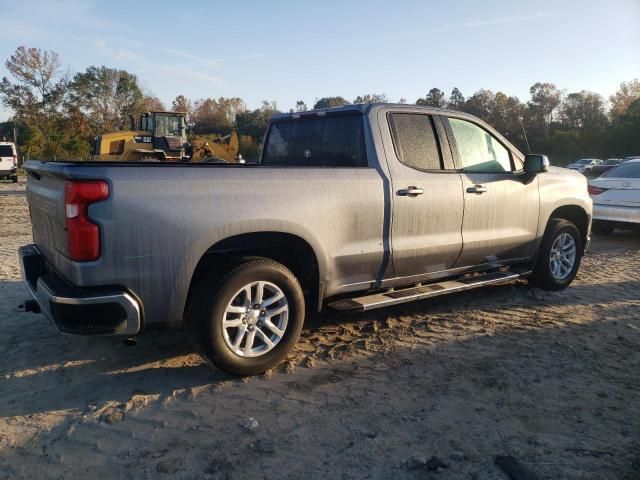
123, 338, 137, 346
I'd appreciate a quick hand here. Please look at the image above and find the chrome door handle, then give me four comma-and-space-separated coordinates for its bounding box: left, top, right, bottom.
466, 185, 488, 194
397, 186, 424, 197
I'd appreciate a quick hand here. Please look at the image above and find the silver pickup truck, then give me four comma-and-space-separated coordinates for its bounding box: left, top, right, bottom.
20, 104, 592, 375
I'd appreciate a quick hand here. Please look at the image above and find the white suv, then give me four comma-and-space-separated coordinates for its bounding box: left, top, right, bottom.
0, 142, 18, 183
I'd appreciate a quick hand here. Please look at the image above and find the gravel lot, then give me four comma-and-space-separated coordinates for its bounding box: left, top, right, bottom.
1, 179, 639, 479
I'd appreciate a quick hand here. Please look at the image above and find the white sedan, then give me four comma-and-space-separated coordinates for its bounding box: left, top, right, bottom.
588, 159, 640, 234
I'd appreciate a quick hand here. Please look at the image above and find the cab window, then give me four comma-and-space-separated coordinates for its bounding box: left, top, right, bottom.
262, 113, 367, 167
155, 115, 182, 137
449, 118, 512, 173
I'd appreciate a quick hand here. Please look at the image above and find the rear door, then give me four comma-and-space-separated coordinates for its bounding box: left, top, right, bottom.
380, 109, 464, 279
443, 116, 540, 267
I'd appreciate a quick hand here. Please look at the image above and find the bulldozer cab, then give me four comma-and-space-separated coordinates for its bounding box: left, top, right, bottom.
139, 112, 187, 145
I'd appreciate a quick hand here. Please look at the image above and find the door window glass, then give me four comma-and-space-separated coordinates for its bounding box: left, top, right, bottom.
388, 113, 442, 170
449, 118, 511, 172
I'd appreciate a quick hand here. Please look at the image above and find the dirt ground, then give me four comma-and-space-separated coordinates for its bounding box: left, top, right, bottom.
1, 180, 639, 480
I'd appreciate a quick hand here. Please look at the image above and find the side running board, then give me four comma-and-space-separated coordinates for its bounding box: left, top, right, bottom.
328, 270, 531, 312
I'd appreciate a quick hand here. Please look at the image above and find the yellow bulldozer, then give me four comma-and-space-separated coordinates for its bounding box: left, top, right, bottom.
92, 111, 241, 163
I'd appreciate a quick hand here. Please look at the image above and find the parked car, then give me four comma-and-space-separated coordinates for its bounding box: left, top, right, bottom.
0, 141, 18, 183
589, 159, 640, 234
623, 156, 640, 162
567, 158, 602, 174
19, 104, 592, 375
588, 158, 624, 177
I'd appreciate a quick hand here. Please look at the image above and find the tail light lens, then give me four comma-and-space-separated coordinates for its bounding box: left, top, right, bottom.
588, 185, 606, 196
12, 154, 17, 167
65, 180, 109, 261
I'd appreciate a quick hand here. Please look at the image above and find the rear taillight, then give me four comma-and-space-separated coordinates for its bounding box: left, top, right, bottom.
12, 154, 16, 167
65, 180, 109, 261
588, 185, 606, 196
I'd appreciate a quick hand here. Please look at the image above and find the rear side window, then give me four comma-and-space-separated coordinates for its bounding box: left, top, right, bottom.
449, 118, 512, 173
262, 114, 367, 167
603, 162, 640, 178
0, 145, 14, 157
388, 114, 442, 170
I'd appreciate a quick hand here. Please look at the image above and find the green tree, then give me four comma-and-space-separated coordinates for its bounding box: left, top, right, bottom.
313, 96, 349, 109
236, 101, 280, 140
353, 93, 388, 104
463, 89, 495, 120
172, 95, 192, 113
136, 95, 165, 113
192, 97, 246, 134
609, 98, 640, 156
294, 100, 307, 112
488, 92, 525, 147
448, 87, 465, 110
527, 82, 562, 138
609, 79, 640, 119
68, 66, 143, 133
0, 46, 68, 156
416, 88, 446, 107
561, 91, 608, 134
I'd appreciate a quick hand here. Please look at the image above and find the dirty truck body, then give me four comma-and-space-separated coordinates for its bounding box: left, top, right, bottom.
20, 104, 592, 375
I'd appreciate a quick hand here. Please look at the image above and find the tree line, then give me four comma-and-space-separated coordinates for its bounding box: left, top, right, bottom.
1, 46, 639, 164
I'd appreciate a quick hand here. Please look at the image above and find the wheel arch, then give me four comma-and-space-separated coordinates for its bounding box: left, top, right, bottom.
545, 205, 590, 252
184, 231, 324, 320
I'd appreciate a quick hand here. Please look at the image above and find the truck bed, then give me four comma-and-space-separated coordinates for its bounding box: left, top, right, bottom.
23, 159, 386, 328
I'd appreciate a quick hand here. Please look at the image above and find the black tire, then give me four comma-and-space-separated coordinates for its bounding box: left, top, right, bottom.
592, 221, 614, 235
188, 258, 305, 376
11, 175, 17, 183
531, 218, 583, 291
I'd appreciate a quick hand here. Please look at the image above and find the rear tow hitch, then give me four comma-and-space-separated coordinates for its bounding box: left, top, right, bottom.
24, 299, 41, 313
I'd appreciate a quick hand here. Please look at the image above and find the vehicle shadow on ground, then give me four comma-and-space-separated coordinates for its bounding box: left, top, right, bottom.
2, 268, 639, 419
588, 229, 640, 253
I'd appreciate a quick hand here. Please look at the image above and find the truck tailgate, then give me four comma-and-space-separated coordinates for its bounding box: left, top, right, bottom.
25, 163, 69, 266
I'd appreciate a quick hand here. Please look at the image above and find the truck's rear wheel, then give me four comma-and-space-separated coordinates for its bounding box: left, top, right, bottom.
530, 218, 583, 291
188, 258, 305, 375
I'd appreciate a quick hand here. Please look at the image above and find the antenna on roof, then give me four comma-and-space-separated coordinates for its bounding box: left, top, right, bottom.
519, 116, 531, 154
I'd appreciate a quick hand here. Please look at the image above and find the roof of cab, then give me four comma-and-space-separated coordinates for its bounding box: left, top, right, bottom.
270, 103, 469, 122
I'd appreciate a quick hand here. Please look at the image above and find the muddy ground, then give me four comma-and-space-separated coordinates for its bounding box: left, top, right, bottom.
1, 180, 639, 479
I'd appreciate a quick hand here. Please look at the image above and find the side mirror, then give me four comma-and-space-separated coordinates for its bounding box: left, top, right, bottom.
524, 154, 549, 174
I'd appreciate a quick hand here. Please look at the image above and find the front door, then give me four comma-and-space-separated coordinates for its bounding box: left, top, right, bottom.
381, 110, 464, 279
444, 116, 540, 267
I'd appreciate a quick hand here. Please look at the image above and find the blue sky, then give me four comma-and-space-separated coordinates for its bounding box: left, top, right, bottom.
0, 0, 638, 121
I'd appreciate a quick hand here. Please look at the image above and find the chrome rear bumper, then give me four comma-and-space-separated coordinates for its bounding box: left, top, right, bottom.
19, 244, 141, 336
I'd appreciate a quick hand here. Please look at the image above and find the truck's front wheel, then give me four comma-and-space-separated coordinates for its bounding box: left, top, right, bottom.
530, 218, 583, 291
188, 258, 305, 375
